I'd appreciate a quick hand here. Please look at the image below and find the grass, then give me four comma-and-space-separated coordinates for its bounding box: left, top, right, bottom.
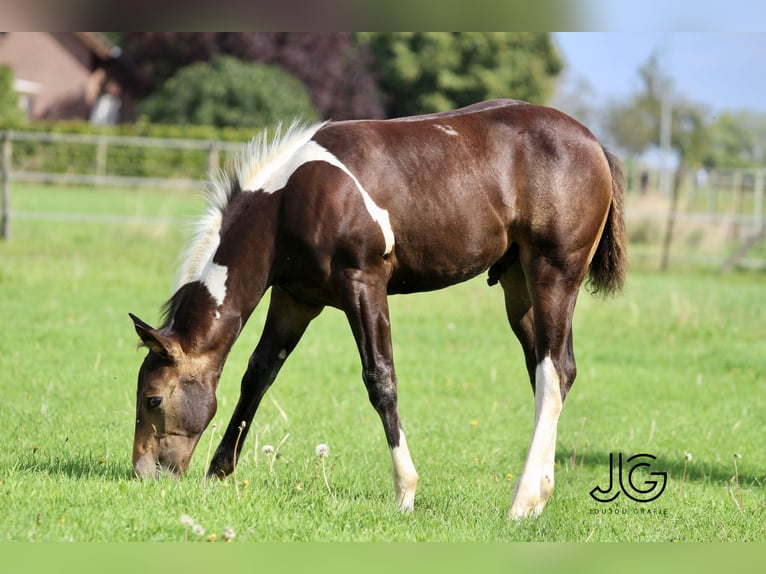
0, 183, 765, 542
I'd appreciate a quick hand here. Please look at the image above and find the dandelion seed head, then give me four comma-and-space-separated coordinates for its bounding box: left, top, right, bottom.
180, 514, 195, 527
262, 444, 274, 455
315, 443, 329, 458
734, 453, 742, 459
192, 524, 205, 536
223, 526, 236, 541
684, 452, 693, 462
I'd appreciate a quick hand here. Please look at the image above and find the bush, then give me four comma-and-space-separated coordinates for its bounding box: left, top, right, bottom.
5, 117, 290, 182
139, 56, 319, 128
0, 66, 26, 123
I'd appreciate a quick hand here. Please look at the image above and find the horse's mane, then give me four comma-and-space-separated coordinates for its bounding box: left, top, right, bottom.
161, 119, 327, 328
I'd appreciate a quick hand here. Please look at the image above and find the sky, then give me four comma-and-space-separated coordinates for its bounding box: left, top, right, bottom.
553, 33, 766, 115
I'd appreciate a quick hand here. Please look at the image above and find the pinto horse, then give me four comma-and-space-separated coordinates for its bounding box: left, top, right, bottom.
130, 99, 626, 518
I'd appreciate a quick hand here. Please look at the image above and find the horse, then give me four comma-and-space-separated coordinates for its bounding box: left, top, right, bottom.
129, 99, 626, 519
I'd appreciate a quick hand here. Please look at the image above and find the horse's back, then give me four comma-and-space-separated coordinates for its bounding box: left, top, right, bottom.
303, 101, 614, 293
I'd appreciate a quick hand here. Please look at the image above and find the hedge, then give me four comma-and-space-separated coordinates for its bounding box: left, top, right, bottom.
2, 119, 308, 181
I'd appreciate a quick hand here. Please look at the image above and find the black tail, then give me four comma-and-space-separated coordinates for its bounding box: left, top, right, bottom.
587, 147, 627, 297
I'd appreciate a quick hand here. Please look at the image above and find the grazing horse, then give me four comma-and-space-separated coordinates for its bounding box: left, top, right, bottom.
130, 99, 626, 518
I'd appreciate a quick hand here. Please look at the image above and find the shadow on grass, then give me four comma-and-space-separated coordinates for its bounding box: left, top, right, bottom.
16, 451, 133, 481
556, 448, 763, 487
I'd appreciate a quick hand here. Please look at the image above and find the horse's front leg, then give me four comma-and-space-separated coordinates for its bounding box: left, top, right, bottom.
208, 287, 322, 478
340, 271, 419, 511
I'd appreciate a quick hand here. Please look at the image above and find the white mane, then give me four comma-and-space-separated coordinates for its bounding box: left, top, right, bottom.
174, 120, 327, 291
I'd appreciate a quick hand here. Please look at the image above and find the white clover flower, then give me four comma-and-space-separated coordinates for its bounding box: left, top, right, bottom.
262, 444, 275, 455
223, 526, 236, 541
180, 514, 195, 527
192, 524, 205, 537
315, 443, 329, 458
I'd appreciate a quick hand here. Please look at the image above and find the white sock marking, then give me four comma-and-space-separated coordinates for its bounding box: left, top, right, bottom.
391, 430, 419, 511
509, 356, 562, 519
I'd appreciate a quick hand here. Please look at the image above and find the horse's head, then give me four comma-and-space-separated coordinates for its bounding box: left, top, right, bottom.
129, 313, 219, 478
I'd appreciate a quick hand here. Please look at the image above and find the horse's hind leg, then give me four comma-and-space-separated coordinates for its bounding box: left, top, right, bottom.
208, 286, 322, 478
502, 251, 582, 519
340, 270, 418, 511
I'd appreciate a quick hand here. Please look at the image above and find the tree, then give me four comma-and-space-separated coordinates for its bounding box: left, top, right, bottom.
356, 32, 563, 117
605, 53, 709, 164
703, 111, 766, 168
140, 56, 318, 128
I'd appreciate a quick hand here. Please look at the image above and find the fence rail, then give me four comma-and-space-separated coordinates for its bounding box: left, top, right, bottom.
2, 130, 765, 271
1, 129, 245, 239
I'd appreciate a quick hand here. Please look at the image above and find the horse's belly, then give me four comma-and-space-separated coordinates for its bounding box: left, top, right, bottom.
385, 211, 510, 293
387, 265, 487, 294
387, 239, 507, 294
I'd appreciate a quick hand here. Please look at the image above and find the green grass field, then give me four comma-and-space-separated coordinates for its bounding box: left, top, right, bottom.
1, 183, 764, 542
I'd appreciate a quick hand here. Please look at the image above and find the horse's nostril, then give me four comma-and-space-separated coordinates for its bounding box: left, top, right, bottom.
147, 396, 163, 410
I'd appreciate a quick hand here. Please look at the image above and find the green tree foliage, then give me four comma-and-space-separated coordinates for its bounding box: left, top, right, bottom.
0, 66, 25, 123
140, 55, 319, 128
703, 111, 766, 168
357, 32, 563, 117
605, 54, 709, 163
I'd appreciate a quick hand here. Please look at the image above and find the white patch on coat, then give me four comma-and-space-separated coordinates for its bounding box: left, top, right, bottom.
434, 124, 459, 136
175, 121, 326, 292
238, 121, 328, 194
174, 120, 395, 303
242, 133, 395, 255
200, 260, 228, 307
508, 355, 563, 519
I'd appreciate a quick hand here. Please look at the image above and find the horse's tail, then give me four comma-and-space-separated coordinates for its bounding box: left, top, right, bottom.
587, 147, 627, 297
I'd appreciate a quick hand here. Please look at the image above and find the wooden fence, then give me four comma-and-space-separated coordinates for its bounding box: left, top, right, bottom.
1, 130, 243, 239
2, 130, 765, 271
622, 164, 766, 271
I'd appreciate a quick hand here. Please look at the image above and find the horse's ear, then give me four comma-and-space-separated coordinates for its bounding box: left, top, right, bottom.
129, 313, 180, 361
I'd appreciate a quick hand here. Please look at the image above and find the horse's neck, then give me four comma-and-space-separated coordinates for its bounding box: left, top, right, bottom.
173, 191, 278, 356
165, 281, 243, 361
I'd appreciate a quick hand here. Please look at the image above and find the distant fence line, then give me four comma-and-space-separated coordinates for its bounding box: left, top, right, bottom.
2, 129, 243, 190
1, 130, 765, 271
622, 162, 766, 270
1, 129, 245, 239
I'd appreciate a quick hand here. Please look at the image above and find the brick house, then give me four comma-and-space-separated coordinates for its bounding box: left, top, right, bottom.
0, 32, 140, 123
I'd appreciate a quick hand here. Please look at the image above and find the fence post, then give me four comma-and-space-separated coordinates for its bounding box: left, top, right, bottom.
728, 171, 743, 240
96, 135, 108, 180
755, 169, 764, 234
207, 142, 220, 178
1, 131, 11, 241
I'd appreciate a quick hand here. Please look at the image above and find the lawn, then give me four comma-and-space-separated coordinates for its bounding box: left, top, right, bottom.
0, 183, 764, 542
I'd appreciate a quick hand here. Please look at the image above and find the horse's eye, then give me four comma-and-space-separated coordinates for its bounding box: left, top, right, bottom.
147, 396, 163, 410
